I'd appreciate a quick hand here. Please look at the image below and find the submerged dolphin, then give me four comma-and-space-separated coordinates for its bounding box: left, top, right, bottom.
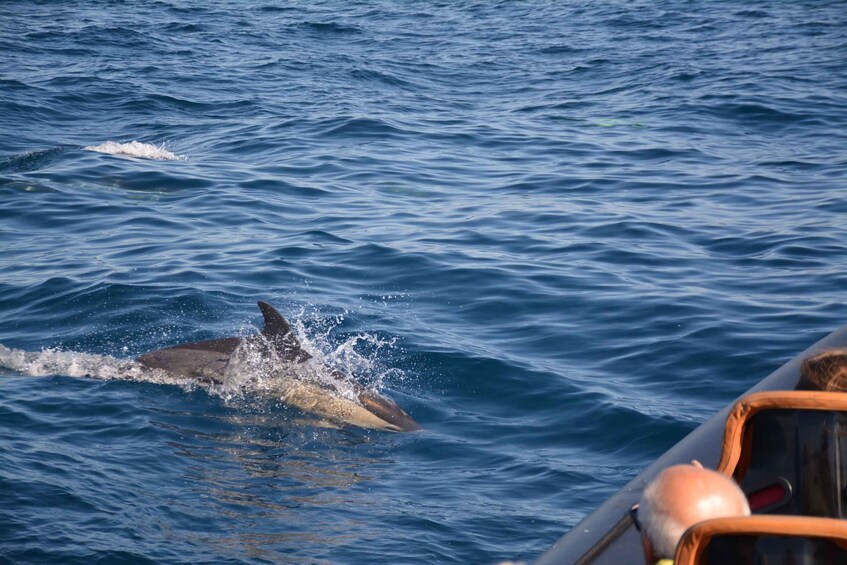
137, 301, 421, 432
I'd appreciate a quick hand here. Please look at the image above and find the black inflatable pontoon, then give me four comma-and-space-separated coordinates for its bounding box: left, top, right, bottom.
534, 325, 847, 565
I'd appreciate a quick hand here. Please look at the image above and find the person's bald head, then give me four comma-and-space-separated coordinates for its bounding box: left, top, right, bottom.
638, 463, 750, 560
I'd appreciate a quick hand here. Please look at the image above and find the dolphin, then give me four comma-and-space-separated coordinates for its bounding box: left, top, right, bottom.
137, 301, 421, 432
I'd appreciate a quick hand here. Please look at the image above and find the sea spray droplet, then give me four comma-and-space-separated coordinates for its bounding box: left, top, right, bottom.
84, 140, 184, 161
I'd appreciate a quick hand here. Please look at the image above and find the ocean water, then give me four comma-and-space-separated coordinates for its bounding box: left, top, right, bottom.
1, 1, 846, 563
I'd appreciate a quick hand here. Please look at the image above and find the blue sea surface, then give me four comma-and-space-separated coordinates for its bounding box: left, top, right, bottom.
1, 1, 846, 563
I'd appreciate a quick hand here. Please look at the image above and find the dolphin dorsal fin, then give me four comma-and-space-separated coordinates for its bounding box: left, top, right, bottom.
257, 301, 311, 362
258, 300, 292, 337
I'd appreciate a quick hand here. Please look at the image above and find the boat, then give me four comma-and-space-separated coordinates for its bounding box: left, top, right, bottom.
534, 325, 847, 564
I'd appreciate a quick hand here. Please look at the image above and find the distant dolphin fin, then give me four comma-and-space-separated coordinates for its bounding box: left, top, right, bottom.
257, 301, 312, 362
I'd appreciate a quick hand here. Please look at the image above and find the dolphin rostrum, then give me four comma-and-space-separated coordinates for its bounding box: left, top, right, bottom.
137, 301, 421, 432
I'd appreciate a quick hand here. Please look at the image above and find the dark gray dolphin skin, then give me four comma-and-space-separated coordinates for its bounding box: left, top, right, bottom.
137, 301, 421, 432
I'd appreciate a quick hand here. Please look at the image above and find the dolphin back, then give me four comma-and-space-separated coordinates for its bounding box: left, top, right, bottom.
136, 337, 241, 383
136, 301, 421, 431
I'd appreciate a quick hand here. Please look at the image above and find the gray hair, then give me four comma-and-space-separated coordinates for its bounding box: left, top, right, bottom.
639, 480, 689, 559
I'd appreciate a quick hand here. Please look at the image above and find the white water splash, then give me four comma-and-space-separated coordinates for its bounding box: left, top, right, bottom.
290, 310, 404, 392
0, 343, 190, 387
211, 319, 400, 404
0, 319, 403, 409
84, 140, 184, 161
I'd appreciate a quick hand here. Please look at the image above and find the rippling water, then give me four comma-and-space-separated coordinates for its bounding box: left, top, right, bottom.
2, 1, 846, 563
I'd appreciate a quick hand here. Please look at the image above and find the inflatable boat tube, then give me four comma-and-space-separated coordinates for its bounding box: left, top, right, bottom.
534, 325, 847, 565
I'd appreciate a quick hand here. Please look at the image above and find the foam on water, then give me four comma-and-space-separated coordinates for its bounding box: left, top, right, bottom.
84, 140, 184, 161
